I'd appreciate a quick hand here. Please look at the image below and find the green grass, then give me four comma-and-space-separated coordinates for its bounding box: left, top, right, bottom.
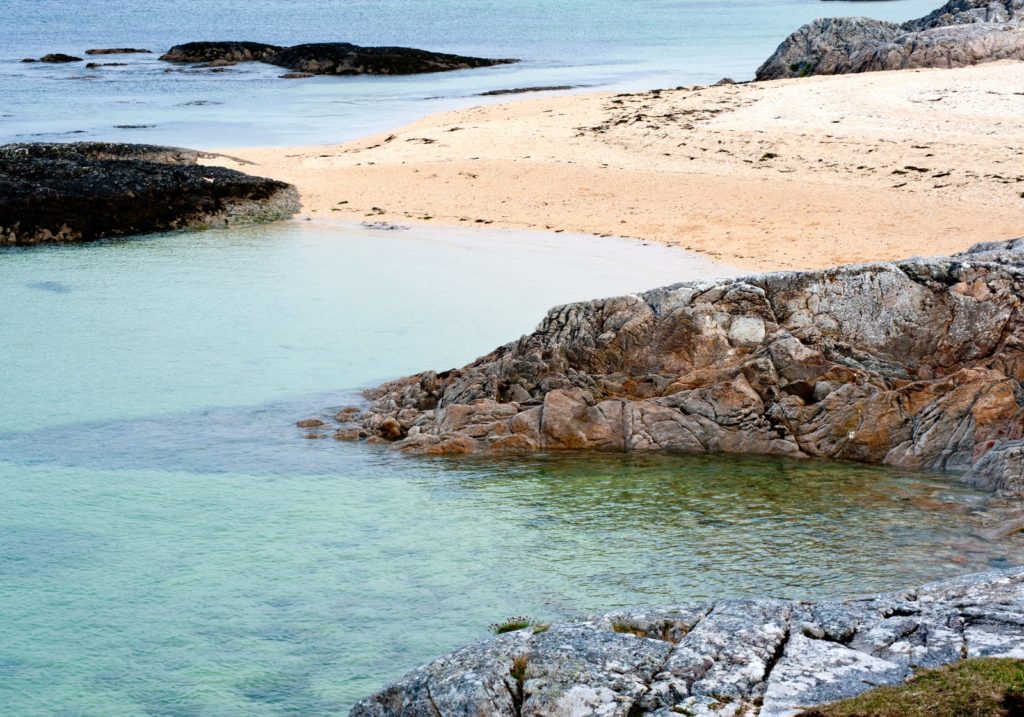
489, 616, 533, 635
509, 654, 529, 684
797, 659, 1024, 717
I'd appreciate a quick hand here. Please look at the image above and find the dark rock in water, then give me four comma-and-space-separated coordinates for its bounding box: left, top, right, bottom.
84, 47, 152, 55
334, 238, 1024, 495
350, 568, 1024, 717
20, 58, 36, 63
159, 41, 283, 64
0, 142, 300, 245
756, 0, 1024, 79
39, 54, 82, 63
160, 40, 516, 76
479, 85, 575, 96
269, 42, 516, 75
85, 62, 128, 68
279, 72, 314, 79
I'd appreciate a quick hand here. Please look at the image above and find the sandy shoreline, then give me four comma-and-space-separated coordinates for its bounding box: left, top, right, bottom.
208, 62, 1024, 271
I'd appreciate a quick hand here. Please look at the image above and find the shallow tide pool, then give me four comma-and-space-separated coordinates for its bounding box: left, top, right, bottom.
2, 223, 1021, 715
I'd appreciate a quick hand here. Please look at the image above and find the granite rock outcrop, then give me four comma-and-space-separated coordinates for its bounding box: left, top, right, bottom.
350, 568, 1024, 717
324, 239, 1024, 494
756, 0, 1024, 79
0, 142, 299, 245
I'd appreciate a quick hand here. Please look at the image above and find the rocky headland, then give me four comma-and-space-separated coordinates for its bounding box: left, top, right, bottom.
756, 0, 1024, 79
159, 41, 515, 75
315, 239, 1024, 495
0, 143, 299, 245
349, 567, 1024, 716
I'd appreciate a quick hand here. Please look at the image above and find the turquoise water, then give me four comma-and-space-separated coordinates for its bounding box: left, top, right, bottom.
3, 224, 1024, 715
1, 0, 944, 147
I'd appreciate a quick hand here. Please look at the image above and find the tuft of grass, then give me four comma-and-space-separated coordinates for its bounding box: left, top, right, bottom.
532, 624, 550, 635
797, 658, 1024, 717
509, 654, 529, 684
490, 616, 533, 635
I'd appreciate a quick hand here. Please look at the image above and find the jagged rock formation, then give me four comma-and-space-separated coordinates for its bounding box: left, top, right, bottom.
322, 239, 1024, 493
160, 41, 515, 75
756, 0, 1024, 79
350, 568, 1024, 717
0, 143, 299, 245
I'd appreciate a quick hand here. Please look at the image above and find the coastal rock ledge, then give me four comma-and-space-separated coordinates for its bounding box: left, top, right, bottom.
328, 239, 1024, 494
0, 142, 299, 244
351, 568, 1024, 717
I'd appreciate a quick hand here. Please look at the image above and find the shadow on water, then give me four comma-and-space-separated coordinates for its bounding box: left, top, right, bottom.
25, 280, 72, 293
0, 390, 381, 476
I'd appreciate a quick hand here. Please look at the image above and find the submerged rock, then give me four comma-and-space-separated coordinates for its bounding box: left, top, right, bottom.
84, 47, 152, 55
350, 568, 1024, 717
0, 142, 299, 245
333, 238, 1024, 493
756, 0, 1024, 79
160, 40, 515, 75
479, 85, 575, 96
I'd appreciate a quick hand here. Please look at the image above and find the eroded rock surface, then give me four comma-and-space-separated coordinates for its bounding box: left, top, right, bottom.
756, 0, 1024, 79
160, 41, 515, 75
350, 568, 1024, 717
325, 239, 1024, 493
0, 142, 300, 245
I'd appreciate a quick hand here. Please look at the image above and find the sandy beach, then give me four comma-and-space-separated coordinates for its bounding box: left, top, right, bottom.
208, 61, 1024, 271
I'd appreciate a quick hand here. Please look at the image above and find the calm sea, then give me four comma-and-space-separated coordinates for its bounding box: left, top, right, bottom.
2, 0, 941, 147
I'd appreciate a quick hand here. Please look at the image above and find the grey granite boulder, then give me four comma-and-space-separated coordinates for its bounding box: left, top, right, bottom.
350, 568, 1024, 717
324, 239, 1024, 495
756, 0, 1024, 79
0, 142, 299, 245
